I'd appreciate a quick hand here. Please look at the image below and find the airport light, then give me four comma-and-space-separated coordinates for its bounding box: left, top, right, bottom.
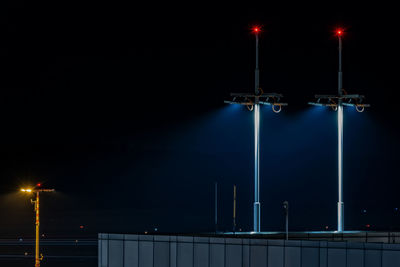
225, 26, 287, 233
21, 185, 55, 267
308, 28, 369, 232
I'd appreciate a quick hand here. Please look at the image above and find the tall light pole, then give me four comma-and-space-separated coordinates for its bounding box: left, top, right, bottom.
21, 185, 55, 267
309, 28, 369, 232
225, 26, 287, 233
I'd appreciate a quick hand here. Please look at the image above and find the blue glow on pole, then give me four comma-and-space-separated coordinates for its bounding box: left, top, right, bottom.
254, 103, 260, 232
338, 103, 344, 232
337, 33, 344, 232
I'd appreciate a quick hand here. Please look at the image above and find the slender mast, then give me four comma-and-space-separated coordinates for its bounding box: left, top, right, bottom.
35, 192, 40, 267
253, 31, 261, 233
337, 33, 344, 232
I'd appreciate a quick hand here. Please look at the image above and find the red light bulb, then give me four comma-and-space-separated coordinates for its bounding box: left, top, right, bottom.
252, 26, 261, 34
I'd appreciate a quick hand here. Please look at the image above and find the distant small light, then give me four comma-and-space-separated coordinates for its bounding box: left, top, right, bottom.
37, 183, 41, 187
252, 26, 261, 34
366, 224, 371, 228
325, 226, 329, 230
336, 29, 344, 37
80, 225, 84, 229
362, 209, 367, 213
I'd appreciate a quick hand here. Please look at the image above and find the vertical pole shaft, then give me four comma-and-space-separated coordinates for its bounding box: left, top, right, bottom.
35, 192, 40, 267
255, 34, 260, 94
283, 201, 288, 240
337, 36, 344, 232
254, 104, 260, 232
254, 33, 261, 233
215, 182, 218, 233
233, 185, 237, 232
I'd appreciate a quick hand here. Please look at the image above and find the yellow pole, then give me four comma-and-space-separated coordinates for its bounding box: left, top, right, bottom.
35, 191, 40, 267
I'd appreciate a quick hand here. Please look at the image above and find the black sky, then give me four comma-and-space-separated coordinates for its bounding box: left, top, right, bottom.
1, 3, 400, 236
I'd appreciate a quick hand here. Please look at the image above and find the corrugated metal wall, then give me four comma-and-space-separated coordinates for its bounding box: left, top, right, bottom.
98, 234, 400, 267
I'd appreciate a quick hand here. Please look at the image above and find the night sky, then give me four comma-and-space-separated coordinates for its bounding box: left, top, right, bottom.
1, 3, 400, 237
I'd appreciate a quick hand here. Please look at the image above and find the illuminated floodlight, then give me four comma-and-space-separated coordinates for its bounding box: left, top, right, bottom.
21, 188, 32, 193
309, 94, 370, 112
224, 26, 287, 233
308, 27, 369, 232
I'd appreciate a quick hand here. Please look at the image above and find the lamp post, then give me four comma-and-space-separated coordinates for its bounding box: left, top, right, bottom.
283, 201, 289, 240
21, 185, 55, 267
225, 26, 287, 232
308, 28, 370, 232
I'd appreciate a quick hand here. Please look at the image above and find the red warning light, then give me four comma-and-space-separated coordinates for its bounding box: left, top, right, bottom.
336, 28, 344, 37
252, 26, 261, 34
37, 183, 41, 187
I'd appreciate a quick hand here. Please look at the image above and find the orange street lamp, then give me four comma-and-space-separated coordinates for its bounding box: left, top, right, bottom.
21, 185, 55, 267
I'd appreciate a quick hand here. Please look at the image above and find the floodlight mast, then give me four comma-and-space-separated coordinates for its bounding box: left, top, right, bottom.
308, 29, 370, 232
254, 28, 261, 233
224, 26, 287, 233
337, 31, 344, 232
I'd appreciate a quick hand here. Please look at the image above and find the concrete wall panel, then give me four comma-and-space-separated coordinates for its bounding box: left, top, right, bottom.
382, 250, 400, 267
109, 240, 123, 267
177, 242, 193, 267
226, 244, 242, 267
250, 245, 267, 267
210, 244, 224, 267
327, 248, 346, 267
347, 249, 363, 267
365, 249, 382, 267
124, 240, 139, 267
268, 246, 283, 267
194, 243, 209, 267
154, 242, 169, 267
285, 246, 300, 267
100, 239, 108, 267
139, 241, 153, 267
301, 247, 319, 267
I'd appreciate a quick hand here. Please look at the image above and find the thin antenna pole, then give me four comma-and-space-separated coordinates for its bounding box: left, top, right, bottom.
233, 185, 237, 233
215, 182, 218, 233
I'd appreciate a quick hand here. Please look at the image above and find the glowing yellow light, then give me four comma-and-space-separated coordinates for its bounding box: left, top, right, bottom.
21, 188, 32, 193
